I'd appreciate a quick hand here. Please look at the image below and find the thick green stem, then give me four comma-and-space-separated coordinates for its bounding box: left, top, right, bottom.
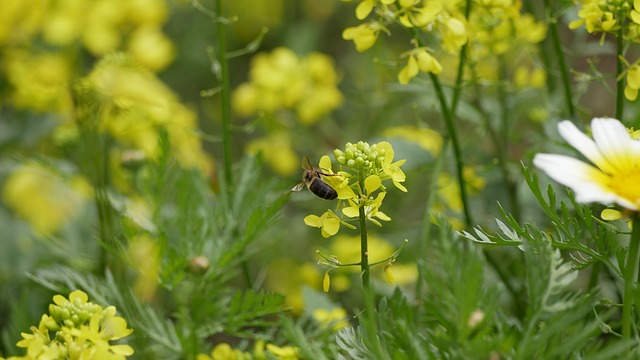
358, 175, 370, 288
429, 73, 473, 227
622, 213, 640, 345
545, 0, 576, 120
616, 31, 625, 121
216, 0, 233, 187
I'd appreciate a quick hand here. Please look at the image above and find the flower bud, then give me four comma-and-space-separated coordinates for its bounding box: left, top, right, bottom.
347, 159, 356, 167
334, 149, 345, 159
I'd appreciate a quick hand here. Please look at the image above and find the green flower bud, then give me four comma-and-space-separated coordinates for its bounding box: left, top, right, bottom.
347, 159, 356, 167
345, 148, 354, 159
334, 149, 345, 159
337, 156, 346, 164
356, 156, 365, 167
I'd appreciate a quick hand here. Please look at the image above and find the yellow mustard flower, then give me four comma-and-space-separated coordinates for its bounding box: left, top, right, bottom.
0, 0, 46, 45
382, 125, 444, 155
342, 22, 386, 52
4, 50, 73, 115
625, 64, 640, 100
312, 307, 350, 331
16, 290, 134, 359
265, 343, 300, 360
398, 48, 443, 84
246, 132, 299, 176
128, 234, 160, 302
127, 26, 175, 71
3, 163, 91, 236
232, 48, 343, 124
304, 210, 344, 238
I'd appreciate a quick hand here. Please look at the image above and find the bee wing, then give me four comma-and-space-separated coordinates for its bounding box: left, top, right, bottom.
291, 182, 306, 192
301, 156, 313, 170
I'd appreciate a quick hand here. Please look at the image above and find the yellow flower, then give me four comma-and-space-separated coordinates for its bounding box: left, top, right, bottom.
534, 118, 640, 211
382, 125, 443, 155
5, 50, 73, 115
128, 234, 160, 302
342, 22, 385, 52
304, 210, 343, 238
265, 343, 300, 360
232, 48, 342, 124
128, 26, 175, 71
398, 48, 443, 84
379, 143, 408, 192
312, 308, 349, 331
3, 163, 91, 236
246, 132, 299, 176
625, 64, 640, 101
342, 192, 391, 226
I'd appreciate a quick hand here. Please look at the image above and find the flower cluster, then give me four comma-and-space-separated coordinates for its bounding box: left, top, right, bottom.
73, 53, 211, 173
304, 141, 407, 238
197, 340, 299, 360
0, 0, 173, 70
232, 47, 343, 125
232, 47, 344, 175
465, 1, 547, 88
341, 0, 468, 83
570, 0, 640, 99
2, 163, 92, 236
3, 290, 134, 360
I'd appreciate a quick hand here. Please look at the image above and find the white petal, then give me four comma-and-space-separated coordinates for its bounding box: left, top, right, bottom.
590, 118, 638, 173
534, 153, 639, 210
557, 121, 616, 174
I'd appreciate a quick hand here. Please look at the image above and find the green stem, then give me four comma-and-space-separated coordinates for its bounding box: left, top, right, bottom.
545, 0, 576, 120
429, 73, 473, 227
616, 30, 625, 121
622, 213, 640, 345
496, 57, 520, 222
449, 0, 471, 114
216, 0, 233, 187
358, 174, 370, 288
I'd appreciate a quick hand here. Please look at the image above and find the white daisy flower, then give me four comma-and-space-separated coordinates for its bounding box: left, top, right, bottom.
533, 117, 640, 211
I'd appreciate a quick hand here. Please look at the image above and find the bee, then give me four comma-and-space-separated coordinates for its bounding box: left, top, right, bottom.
291, 156, 338, 200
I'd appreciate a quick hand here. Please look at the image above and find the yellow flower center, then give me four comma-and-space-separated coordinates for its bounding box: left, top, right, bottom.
609, 171, 640, 204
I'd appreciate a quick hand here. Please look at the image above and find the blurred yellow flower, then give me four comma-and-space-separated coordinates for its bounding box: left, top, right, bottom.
330, 235, 394, 265
232, 48, 343, 124
4, 50, 73, 115
0, 0, 46, 45
246, 132, 298, 176
265, 343, 299, 360
3, 163, 91, 236
127, 26, 175, 71
313, 307, 349, 331
79, 53, 209, 172
398, 48, 443, 84
128, 234, 160, 302
382, 125, 443, 156
342, 22, 385, 52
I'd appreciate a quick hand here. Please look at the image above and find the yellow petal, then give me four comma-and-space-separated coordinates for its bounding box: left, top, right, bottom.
304, 215, 321, 227
627, 65, 640, 89
625, 86, 638, 101
398, 55, 419, 84
342, 206, 360, 218
323, 217, 341, 235
319, 155, 333, 172
364, 175, 382, 194
356, 0, 374, 20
